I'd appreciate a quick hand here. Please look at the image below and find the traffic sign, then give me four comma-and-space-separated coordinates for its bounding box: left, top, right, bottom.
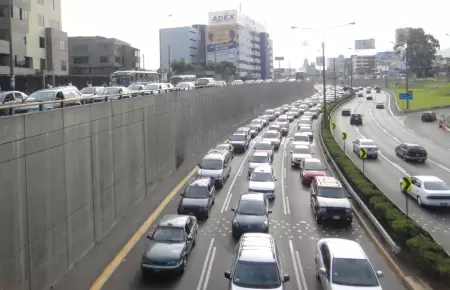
359, 148, 367, 158
399, 93, 413, 100
328, 115, 331, 121
342, 132, 347, 140
401, 177, 412, 192
332, 123, 336, 130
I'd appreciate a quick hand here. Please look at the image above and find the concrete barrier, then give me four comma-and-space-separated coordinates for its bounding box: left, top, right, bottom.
0, 82, 314, 290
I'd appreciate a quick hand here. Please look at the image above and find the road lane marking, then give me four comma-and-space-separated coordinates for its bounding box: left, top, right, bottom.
281, 135, 288, 215
285, 196, 291, 215
224, 193, 232, 211
89, 166, 198, 290
288, 240, 303, 290
202, 246, 217, 290
196, 238, 215, 290
294, 249, 309, 290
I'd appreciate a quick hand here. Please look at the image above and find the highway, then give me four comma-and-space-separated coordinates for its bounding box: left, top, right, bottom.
331, 89, 450, 254
94, 106, 405, 290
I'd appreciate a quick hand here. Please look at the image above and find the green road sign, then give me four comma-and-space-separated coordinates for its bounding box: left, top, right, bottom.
328, 115, 331, 121
359, 148, 367, 159
332, 123, 336, 130
342, 132, 347, 140
401, 176, 412, 192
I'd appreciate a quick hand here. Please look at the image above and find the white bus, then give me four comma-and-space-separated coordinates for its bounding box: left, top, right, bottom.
170, 74, 197, 86
111, 70, 159, 86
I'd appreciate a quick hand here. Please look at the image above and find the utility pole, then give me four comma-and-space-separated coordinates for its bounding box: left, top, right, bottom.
405, 44, 409, 110
333, 58, 337, 101
321, 42, 327, 125
350, 59, 353, 87
8, 0, 15, 90
167, 45, 171, 81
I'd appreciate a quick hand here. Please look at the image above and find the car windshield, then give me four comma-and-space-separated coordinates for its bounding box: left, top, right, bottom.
304, 112, 312, 116
128, 85, 142, 91
233, 261, 281, 288
102, 87, 120, 95
269, 126, 280, 131
332, 258, 379, 287
264, 132, 278, 139
294, 135, 309, 142
197, 79, 210, 85
237, 200, 266, 215
423, 181, 449, 191
264, 110, 274, 114
184, 185, 208, 198
80, 87, 96, 94
360, 141, 376, 146
152, 226, 185, 243
278, 118, 288, 122
255, 142, 272, 150
293, 147, 310, 154
177, 82, 189, 87
318, 187, 346, 198
251, 120, 261, 125
251, 171, 273, 182
216, 145, 228, 151
28, 91, 56, 101
201, 159, 223, 170
231, 134, 246, 141
304, 161, 323, 171
237, 128, 249, 132
145, 84, 159, 90
250, 155, 268, 163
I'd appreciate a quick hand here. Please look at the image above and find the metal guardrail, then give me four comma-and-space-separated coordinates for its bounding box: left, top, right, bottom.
318, 94, 402, 254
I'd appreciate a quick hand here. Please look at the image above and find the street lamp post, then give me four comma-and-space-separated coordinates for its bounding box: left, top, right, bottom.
8, 0, 15, 90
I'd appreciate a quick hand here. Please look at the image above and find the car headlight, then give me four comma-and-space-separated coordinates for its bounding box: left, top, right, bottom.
262, 220, 268, 227
318, 207, 326, 213
167, 260, 180, 266
232, 219, 239, 226
345, 208, 352, 214
142, 256, 151, 263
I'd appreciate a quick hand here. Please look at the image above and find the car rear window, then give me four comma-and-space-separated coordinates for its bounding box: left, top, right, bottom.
408, 146, 426, 154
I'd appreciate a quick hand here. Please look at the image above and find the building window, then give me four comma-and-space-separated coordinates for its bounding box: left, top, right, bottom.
61, 60, 67, 71
40, 58, 46, 70
38, 0, 44, 5
0, 29, 8, 41
39, 37, 45, 48
19, 8, 28, 20
0, 6, 7, 17
72, 56, 89, 64
38, 14, 44, 27
23, 36, 27, 45
59, 40, 66, 51
100, 56, 108, 63
115, 56, 121, 63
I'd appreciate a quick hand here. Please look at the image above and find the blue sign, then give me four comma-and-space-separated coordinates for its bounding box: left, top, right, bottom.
399, 93, 413, 100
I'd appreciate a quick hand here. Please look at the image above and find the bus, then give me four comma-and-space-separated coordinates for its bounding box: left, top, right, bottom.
170, 75, 197, 86
111, 70, 159, 86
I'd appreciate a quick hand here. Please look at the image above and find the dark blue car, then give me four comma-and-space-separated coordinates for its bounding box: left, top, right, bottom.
177, 178, 216, 219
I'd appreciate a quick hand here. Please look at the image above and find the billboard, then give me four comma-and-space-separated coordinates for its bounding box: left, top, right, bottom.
275, 56, 284, 61
208, 10, 237, 25
355, 39, 375, 50
206, 24, 237, 53
316, 56, 324, 66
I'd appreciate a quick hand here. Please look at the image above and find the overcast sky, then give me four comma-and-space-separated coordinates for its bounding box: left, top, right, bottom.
62, 0, 450, 70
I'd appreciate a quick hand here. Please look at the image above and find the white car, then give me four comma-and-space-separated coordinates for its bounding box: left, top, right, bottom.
248, 165, 276, 200
247, 151, 272, 177
176, 82, 195, 90
290, 145, 313, 167
263, 130, 281, 150
291, 132, 310, 147
352, 138, 378, 159
316, 238, 383, 290
400, 175, 450, 207
231, 80, 244, 85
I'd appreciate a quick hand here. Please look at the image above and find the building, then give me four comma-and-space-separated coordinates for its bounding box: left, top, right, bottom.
0, 0, 68, 79
351, 55, 376, 75
274, 68, 295, 79
327, 55, 345, 76
68, 36, 140, 77
159, 25, 206, 72
207, 9, 273, 79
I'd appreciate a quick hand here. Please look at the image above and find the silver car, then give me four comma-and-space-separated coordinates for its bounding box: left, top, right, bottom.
250, 119, 263, 131
286, 112, 295, 122
263, 130, 281, 150
268, 124, 282, 133
290, 132, 310, 147
275, 121, 289, 136
248, 165, 277, 200
290, 145, 313, 167
248, 151, 271, 177
352, 138, 378, 159
253, 141, 275, 161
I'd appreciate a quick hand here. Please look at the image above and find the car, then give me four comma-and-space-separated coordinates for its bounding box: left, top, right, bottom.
225, 233, 290, 288
300, 158, 327, 185
366, 95, 373, 100
231, 193, 271, 239
350, 113, 363, 125
352, 138, 378, 159
297, 125, 314, 141
357, 92, 363, 97
274, 109, 281, 117
262, 130, 281, 150
303, 111, 313, 118
141, 215, 198, 276
177, 178, 215, 219
290, 108, 301, 117
275, 121, 289, 136
263, 109, 276, 121
421, 111, 436, 122
213, 143, 234, 159
400, 175, 450, 207
341, 108, 351, 116
246, 124, 259, 138
310, 176, 352, 225
290, 145, 313, 167
253, 141, 275, 161
268, 124, 282, 133
250, 119, 264, 131
395, 143, 427, 162
311, 111, 318, 119
316, 238, 383, 289
198, 149, 232, 187
366, 88, 371, 94
291, 132, 311, 147
286, 112, 295, 122
248, 165, 277, 200
375, 102, 385, 109
248, 151, 272, 177
236, 127, 251, 138
258, 115, 270, 126
229, 133, 250, 153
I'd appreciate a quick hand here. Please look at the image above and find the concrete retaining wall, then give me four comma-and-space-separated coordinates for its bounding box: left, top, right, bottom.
0, 82, 314, 290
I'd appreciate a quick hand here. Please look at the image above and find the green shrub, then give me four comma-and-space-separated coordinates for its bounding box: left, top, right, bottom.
321, 95, 450, 284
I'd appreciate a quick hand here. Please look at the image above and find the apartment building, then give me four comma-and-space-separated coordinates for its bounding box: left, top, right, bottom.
0, 0, 68, 76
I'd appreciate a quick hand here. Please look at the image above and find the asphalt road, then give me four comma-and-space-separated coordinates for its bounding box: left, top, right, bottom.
332, 90, 450, 254
98, 109, 405, 290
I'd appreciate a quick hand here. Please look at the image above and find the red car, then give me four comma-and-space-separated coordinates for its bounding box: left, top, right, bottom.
300, 158, 326, 185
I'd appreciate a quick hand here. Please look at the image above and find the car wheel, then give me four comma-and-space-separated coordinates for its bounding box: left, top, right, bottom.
179, 256, 187, 275
315, 215, 322, 225
403, 154, 407, 161
315, 265, 320, 279
417, 196, 424, 207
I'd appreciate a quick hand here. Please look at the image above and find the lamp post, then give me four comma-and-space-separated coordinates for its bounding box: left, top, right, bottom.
8, 0, 15, 90
291, 22, 355, 125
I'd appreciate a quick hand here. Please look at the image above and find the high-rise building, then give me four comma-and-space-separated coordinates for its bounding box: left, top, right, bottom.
68, 36, 140, 76
351, 55, 376, 75
207, 9, 273, 79
0, 0, 69, 77
159, 25, 206, 72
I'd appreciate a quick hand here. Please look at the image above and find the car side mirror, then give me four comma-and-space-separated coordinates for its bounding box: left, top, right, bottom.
347, 195, 352, 199
180, 193, 184, 197
274, 177, 278, 181
198, 163, 202, 168
228, 136, 232, 140
376, 271, 383, 278
283, 274, 290, 282
231, 208, 235, 212
319, 267, 327, 276
324, 168, 328, 170
187, 236, 193, 241
146, 235, 153, 240
289, 151, 292, 154
268, 210, 272, 214
224, 271, 231, 279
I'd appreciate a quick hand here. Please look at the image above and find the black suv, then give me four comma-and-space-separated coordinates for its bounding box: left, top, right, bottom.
341, 108, 351, 116
395, 143, 427, 162
310, 176, 352, 226
231, 193, 271, 239
229, 133, 250, 153
177, 178, 216, 219
350, 114, 363, 125
421, 111, 436, 122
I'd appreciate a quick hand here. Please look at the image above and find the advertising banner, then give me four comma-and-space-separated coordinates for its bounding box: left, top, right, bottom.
208, 10, 237, 25
316, 56, 324, 66
206, 24, 237, 53
275, 56, 284, 61
355, 39, 375, 50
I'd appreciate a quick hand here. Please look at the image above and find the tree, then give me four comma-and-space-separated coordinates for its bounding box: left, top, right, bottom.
394, 28, 440, 78
170, 60, 187, 74
205, 61, 237, 76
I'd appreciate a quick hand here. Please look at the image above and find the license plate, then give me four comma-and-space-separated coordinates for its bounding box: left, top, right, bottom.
416, 154, 420, 156
440, 203, 448, 206
333, 216, 340, 220
188, 212, 194, 215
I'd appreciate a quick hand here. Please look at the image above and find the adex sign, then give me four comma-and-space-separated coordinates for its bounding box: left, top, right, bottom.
209, 10, 238, 25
